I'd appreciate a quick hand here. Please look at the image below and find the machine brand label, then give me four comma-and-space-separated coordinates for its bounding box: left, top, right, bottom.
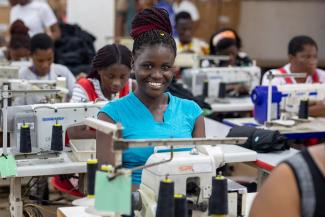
42, 117, 64, 122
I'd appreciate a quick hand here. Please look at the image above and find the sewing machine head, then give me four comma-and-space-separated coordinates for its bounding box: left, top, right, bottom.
277, 83, 325, 114
252, 83, 325, 124
137, 145, 256, 216
5, 102, 106, 154
1, 78, 68, 105
182, 66, 261, 99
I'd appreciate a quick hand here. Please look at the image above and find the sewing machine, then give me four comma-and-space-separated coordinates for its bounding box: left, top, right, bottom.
182, 66, 261, 101
2, 78, 69, 105
135, 144, 256, 217
5, 102, 106, 157
252, 83, 325, 124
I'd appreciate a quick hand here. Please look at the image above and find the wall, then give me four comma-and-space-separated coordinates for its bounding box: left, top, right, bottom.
192, 0, 241, 42
66, 0, 115, 50
238, 0, 325, 67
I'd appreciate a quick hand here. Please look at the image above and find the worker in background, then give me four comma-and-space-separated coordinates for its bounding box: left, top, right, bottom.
97, 7, 205, 188
69, 44, 135, 139
262, 35, 325, 117
1, 19, 30, 61
9, 0, 61, 41
174, 11, 209, 55
209, 28, 252, 67
249, 144, 325, 217
208, 28, 253, 97
16, 33, 75, 105
51, 44, 135, 198
173, 0, 200, 32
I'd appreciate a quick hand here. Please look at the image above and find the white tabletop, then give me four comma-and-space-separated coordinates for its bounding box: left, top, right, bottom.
209, 97, 254, 112
204, 117, 231, 138
256, 148, 299, 171
0, 149, 86, 177
223, 117, 325, 135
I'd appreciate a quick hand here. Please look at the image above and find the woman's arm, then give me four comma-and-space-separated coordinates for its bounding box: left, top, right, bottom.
309, 101, 325, 117
96, 113, 116, 166
46, 23, 61, 41
249, 164, 300, 217
67, 126, 96, 139
192, 116, 205, 138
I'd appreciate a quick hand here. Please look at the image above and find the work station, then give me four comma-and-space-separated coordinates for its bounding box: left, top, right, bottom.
0, 0, 324, 217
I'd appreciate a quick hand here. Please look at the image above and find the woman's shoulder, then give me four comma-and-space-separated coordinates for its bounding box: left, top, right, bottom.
168, 92, 201, 110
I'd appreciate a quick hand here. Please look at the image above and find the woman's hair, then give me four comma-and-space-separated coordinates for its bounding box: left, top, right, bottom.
130, 7, 176, 57
87, 44, 132, 80
209, 28, 242, 55
30, 33, 53, 53
288, 35, 318, 56
8, 19, 30, 50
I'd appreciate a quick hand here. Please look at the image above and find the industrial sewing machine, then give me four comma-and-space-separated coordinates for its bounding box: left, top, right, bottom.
135, 144, 256, 217
4, 102, 106, 159
71, 118, 257, 217
252, 83, 325, 124
2, 78, 69, 105
182, 66, 261, 103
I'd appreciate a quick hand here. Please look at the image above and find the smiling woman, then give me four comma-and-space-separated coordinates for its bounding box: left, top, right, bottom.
96, 7, 206, 186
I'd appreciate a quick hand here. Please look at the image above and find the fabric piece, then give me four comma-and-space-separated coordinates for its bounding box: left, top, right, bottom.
0, 155, 17, 178
94, 171, 131, 215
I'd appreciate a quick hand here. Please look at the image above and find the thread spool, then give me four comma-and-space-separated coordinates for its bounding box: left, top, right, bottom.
174, 194, 188, 217
20, 123, 32, 153
298, 99, 309, 119
208, 174, 228, 216
51, 123, 63, 151
202, 80, 208, 98
100, 164, 114, 173
218, 82, 226, 98
156, 178, 175, 217
87, 159, 98, 198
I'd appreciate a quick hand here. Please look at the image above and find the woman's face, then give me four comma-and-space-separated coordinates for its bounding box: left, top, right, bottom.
98, 64, 130, 96
133, 45, 175, 99
9, 48, 30, 61
32, 48, 54, 76
216, 45, 238, 66
290, 44, 318, 76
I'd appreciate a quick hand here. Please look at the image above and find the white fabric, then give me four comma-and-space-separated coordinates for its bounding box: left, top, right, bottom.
10, 1, 57, 36
261, 63, 325, 85
16, 63, 76, 105
173, 0, 199, 21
